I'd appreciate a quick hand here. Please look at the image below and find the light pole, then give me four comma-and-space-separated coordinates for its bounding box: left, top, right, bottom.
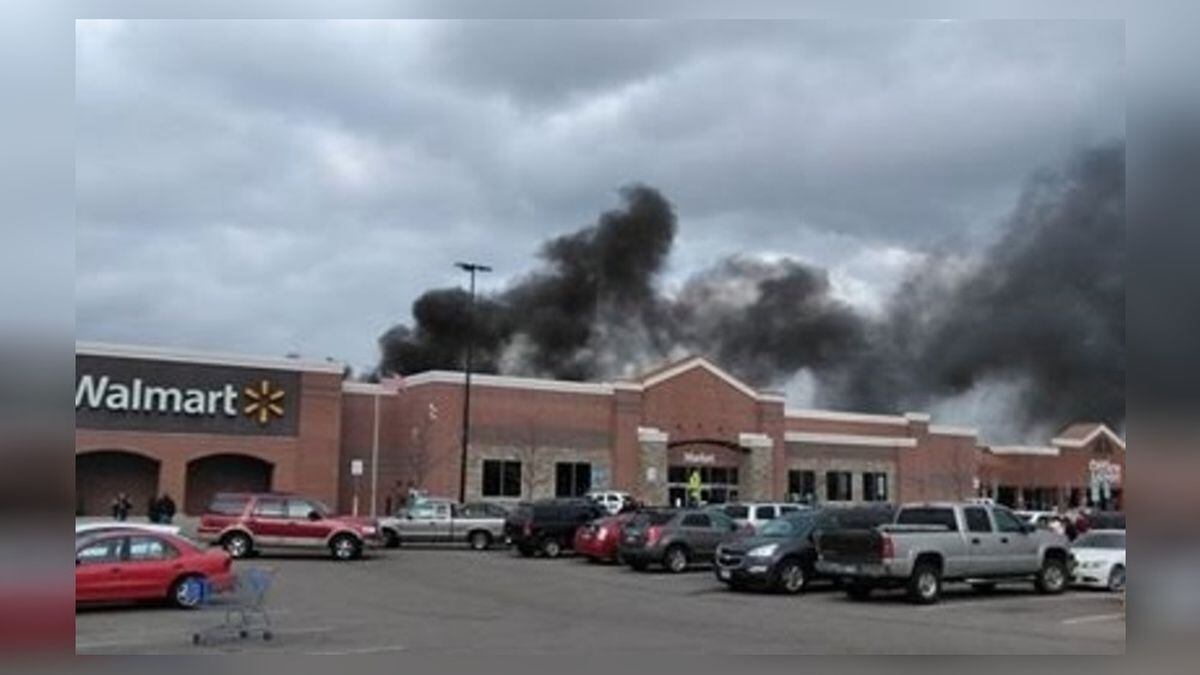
456, 261, 492, 503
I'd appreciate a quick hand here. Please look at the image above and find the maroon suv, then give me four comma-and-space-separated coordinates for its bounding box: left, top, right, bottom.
197, 493, 380, 561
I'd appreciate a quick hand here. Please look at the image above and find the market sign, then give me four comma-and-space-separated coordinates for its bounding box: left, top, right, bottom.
1088, 459, 1122, 487
75, 354, 301, 436
682, 451, 717, 465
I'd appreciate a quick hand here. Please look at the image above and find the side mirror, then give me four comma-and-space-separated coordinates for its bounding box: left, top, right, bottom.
308, 510, 322, 521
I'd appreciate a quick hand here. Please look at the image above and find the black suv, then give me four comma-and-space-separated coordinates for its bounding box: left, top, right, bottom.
505, 499, 606, 558
715, 505, 895, 593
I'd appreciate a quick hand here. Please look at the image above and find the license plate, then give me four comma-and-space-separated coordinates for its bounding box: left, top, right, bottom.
718, 569, 731, 580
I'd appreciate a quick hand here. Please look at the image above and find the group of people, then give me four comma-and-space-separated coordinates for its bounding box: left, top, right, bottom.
1036, 508, 1094, 541
107, 492, 176, 523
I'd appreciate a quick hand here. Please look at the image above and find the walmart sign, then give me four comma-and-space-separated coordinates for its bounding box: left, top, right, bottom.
75, 354, 300, 436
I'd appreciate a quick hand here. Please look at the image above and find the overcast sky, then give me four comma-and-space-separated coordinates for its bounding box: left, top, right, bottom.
75, 20, 1123, 373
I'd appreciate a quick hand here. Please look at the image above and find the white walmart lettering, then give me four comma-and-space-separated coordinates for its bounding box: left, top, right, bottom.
75, 375, 239, 417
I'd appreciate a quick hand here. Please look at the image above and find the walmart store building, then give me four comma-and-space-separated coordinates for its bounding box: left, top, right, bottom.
75, 342, 1124, 517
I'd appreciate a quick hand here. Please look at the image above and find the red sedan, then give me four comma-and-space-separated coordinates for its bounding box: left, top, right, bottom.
76, 530, 234, 609
575, 513, 636, 563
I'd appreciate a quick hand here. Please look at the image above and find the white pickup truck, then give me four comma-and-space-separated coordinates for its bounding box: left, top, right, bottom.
378, 498, 506, 551
815, 502, 1071, 604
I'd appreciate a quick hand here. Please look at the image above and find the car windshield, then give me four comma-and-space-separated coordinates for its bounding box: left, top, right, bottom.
1074, 532, 1125, 549
759, 514, 815, 538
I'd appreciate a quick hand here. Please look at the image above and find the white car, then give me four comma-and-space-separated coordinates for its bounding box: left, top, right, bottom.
75, 520, 181, 540
1070, 529, 1126, 592
586, 491, 631, 515
719, 503, 808, 533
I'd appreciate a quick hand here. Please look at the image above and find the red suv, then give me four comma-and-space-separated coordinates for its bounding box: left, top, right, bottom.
197, 493, 380, 561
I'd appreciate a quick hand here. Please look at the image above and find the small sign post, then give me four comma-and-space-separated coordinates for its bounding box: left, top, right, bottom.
351, 460, 364, 515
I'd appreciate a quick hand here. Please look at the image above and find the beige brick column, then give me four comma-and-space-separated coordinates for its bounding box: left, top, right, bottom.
635, 427, 668, 506
739, 433, 774, 502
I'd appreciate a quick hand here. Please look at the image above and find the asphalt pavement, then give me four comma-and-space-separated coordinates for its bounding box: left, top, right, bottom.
75, 544, 1125, 655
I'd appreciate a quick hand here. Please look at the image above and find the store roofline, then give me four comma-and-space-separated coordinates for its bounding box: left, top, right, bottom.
76, 341, 346, 375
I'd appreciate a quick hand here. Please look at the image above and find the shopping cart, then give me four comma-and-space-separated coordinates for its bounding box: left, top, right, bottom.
191, 567, 276, 646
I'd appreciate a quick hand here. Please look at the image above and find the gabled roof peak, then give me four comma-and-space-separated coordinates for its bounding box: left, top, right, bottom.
1052, 422, 1125, 450
630, 355, 767, 401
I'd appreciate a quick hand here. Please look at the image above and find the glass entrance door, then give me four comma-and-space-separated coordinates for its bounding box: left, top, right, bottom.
667, 465, 740, 507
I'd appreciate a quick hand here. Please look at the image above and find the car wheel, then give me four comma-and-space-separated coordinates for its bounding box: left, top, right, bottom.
907, 562, 942, 604
664, 545, 689, 574
846, 581, 873, 601
1107, 565, 1126, 593
382, 529, 401, 549
468, 531, 492, 551
330, 534, 362, 561
1035, 557, 1068, 595
170, 575, 207, 609
971, 582, 997, 594
541, 538, 562, 559
222, 532, 253, 559
776, 560, 807, 595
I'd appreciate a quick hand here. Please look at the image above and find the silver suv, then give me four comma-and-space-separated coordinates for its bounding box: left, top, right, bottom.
718, 503, 809, 534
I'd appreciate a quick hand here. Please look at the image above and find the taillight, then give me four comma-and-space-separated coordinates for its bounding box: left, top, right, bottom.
646, 526, 663, 547
880, 534, 895, 560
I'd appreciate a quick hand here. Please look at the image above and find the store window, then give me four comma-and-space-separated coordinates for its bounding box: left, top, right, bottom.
788, 470, 817, 503
555, 462, 592, 498
862, 473, 889, 502
825, 471, 853, 502
482, 460, 522, 498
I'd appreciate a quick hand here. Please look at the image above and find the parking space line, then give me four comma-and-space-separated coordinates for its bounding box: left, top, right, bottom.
304, 645, 408, 655
1062, 613, 1124, 626
917, 594, 1114, 612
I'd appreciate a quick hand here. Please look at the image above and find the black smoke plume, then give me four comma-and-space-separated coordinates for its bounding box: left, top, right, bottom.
822, 142, 1125, 432
377, 144, 1125, 437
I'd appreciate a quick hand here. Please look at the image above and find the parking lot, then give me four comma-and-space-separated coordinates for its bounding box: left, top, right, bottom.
76, 546, 1125, 655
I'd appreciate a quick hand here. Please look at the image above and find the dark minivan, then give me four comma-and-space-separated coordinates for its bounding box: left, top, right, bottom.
715, 505, 895, 593
505, 499, 606, 558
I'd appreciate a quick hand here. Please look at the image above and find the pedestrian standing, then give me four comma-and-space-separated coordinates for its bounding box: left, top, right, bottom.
111, 492, 131, 521
159, 494, 176, 524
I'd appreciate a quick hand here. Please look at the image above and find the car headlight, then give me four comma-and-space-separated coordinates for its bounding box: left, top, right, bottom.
748, 544, 779, 558
362, 526, 377, 535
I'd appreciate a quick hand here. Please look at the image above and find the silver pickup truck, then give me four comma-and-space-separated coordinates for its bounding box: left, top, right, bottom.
816, 502, 1071, 604
378, 498, 506, 551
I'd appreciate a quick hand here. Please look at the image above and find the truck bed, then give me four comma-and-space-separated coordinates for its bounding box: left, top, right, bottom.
817, 529, 883, 565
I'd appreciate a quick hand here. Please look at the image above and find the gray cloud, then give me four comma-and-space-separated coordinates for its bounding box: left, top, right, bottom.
76, 20, 1123, 374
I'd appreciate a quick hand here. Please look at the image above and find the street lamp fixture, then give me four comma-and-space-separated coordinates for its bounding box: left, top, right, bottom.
455, 261, 492, 503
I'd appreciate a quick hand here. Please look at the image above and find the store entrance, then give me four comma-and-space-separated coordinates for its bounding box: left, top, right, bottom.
666, 465, 740, 507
